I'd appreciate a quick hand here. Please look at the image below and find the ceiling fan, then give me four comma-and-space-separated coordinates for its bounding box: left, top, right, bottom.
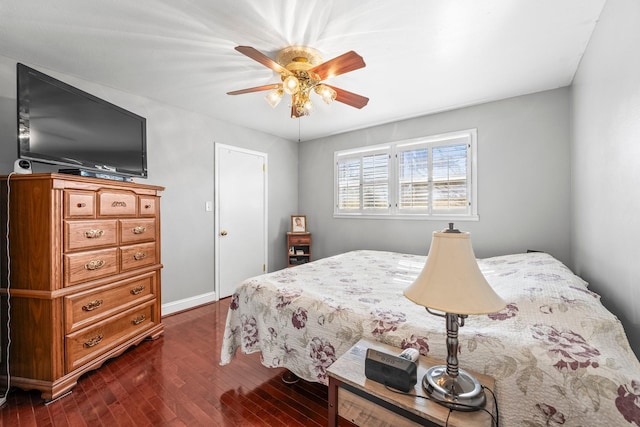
227, 45, 369, 118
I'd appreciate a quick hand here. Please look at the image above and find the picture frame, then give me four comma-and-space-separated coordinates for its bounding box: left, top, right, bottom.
291, 215, 307, 233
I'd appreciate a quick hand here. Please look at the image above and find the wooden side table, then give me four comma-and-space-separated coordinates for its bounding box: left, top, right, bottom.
327, 339, 496, 427
287, 232, 311, 267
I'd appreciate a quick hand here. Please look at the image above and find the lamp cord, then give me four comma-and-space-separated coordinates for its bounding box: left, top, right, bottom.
483, 385, 500, 427
384, 383, 500, 427
1, 173, 15, 404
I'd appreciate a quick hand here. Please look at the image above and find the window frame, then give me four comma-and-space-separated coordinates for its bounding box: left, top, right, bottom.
334, 129, 478, 221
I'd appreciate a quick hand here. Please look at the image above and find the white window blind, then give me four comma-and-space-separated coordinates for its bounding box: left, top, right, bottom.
362, 153, 389, 210
398, 147, 429, 211
336, 148, 390, 213
335, 129, 477, 219
337, 158, 361, 210
432, 143, 468, 213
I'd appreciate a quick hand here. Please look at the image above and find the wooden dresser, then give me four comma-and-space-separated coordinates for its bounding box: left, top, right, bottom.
0, 173, 164, 401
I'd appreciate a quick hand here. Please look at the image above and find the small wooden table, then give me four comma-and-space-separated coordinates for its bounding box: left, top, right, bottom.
327, 339, 496, 427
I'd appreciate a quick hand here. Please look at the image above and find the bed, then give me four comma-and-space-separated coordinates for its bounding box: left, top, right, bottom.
220, 250, 640, 426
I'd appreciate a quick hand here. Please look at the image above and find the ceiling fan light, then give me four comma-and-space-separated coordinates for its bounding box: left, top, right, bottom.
283, 75, 300, 95
303, 98, 313, 115
315, 84, 337, 104
265, 89, 283, 108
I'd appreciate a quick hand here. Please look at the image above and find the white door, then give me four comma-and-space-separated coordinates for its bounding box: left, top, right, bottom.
215, 144, 268, 299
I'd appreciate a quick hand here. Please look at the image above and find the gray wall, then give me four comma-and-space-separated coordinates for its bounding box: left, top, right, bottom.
299, 88, 572, 266
0, 55, 298, 313
571, 0, 640, 358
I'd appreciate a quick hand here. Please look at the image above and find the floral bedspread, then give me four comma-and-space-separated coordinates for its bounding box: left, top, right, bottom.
220, 250, 640, 426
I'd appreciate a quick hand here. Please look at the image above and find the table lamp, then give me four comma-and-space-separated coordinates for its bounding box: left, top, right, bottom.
403, 223, 505, 411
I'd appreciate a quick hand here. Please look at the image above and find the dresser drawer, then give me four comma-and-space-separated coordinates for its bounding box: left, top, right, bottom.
120, 242, 157, 272
139, 196, 158, 217
64, 273, 156, 333
289, 234, 311, 245
64, 248, 119, 286
65, 300, 156, 372
97, 190, 137, 217
64, 220, 118, 251
119, 218, 156, 244
65, 190, 96, 218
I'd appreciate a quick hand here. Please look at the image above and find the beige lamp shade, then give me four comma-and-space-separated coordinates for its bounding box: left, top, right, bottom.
404, 229, 506, 315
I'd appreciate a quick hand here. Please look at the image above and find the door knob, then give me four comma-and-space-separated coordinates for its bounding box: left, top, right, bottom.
220, 230, 228, 236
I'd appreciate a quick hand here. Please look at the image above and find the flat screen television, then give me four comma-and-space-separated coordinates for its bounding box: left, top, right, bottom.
16, 63, 147, 178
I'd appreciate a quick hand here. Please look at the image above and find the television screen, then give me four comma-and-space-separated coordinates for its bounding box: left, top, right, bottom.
17, 63, 147, 178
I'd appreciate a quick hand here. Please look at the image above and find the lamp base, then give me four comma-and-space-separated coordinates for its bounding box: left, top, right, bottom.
422, 365, 486, 411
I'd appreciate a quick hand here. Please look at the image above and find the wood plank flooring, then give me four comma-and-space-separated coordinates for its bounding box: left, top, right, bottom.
0, 298, 354, 426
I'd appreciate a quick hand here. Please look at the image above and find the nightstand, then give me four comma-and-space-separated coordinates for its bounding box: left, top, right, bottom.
327, 339, 496, 427
287, 232, 311, 267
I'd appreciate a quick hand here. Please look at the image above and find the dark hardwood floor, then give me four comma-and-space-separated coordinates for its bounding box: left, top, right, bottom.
0, 298, 348, 426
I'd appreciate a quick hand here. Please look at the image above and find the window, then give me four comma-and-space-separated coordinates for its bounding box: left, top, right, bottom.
336, 146, 390, 214
334, 129, 478, 219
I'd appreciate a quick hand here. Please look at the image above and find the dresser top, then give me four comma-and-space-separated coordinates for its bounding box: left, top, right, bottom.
2, 173, 165, 193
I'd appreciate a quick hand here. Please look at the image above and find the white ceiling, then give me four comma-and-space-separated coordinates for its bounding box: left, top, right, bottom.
0, 0, 606, 141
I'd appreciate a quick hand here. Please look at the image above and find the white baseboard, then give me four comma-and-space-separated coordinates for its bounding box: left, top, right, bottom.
161, 291, 218, 316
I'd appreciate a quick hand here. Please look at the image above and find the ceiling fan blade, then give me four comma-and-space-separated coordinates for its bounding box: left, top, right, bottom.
310, 51, 366, 80
324, 85, 369, 109
291, 104, 303, 118
234, 46, 291, 75
227, 83, 282, 95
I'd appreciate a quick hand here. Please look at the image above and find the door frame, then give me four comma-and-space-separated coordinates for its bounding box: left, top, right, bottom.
214, 143, 268, 300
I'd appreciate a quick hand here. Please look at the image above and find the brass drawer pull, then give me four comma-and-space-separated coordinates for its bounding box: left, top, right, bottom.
111, 201, 127, 207
82, 299, 103, 312
133, 252, 146, 261
130, 285, 145, 295
84, 260, 105, 270
84, 334, 104, 348
132, 226, 146, 235
84, 229, 104, 239
131, 314, 146, 325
